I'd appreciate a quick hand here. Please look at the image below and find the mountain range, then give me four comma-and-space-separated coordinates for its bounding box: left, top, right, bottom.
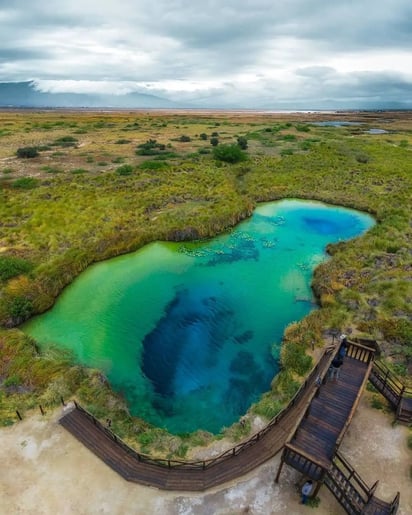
0, 81, 181, 109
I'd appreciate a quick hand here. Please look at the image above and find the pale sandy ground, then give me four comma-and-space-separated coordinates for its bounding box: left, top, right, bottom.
1, 395, 411, 515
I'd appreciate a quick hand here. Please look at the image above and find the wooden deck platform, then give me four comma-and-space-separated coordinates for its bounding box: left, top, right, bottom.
288, 356, 369, 467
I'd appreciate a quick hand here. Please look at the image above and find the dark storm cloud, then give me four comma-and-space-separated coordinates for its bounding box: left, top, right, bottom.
0, 0, 411, 107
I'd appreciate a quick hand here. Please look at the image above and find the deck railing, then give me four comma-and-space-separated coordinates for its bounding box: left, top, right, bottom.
371, 361, 412, 401
332, 450, 371, 502
346, 339, 375, 363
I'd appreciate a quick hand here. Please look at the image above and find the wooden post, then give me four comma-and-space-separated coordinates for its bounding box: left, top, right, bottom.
39, 405, 45, 416
60, 396, 66, 406
275, 455, 285, 483
16, 410, 22, 421
312, 470, 326, 497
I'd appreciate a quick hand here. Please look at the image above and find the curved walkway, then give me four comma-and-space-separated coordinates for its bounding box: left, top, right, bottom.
59, 347, 335, 491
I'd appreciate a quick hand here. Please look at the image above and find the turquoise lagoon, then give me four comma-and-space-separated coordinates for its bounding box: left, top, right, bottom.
23, 200, 374, 433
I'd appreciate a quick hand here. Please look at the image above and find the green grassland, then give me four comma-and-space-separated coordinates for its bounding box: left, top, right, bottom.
0, 110, 411, 456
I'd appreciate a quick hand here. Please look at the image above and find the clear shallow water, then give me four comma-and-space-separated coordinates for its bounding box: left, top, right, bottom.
313, 121, 362, 127
23, 199, 374, 434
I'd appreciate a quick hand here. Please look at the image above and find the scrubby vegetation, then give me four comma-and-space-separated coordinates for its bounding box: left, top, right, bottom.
0, 109, 411, 457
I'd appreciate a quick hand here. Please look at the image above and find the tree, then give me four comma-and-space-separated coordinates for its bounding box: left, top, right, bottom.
213, 144, 246, 163
199, 133, 208, 140
210, 137, 219, 146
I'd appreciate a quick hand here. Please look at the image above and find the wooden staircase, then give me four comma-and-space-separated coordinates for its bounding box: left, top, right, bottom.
325, 451, 400, 515
369, 361, 412, 424
275, 340, 401, 514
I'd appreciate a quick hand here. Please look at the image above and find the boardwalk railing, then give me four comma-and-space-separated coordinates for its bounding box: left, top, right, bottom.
63, 344, 335, 472
325, 451, 400, 515
369, 360, 412, 423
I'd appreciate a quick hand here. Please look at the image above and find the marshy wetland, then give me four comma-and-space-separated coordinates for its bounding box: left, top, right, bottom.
0, 110, 411, 456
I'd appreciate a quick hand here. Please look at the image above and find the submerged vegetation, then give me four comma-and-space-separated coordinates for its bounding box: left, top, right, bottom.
0, 110, 411, 455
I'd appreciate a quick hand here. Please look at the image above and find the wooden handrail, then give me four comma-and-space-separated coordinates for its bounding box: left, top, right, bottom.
333, 451, 370, 497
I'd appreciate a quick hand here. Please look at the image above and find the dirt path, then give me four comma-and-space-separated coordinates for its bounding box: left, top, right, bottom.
1, 394, 410, 515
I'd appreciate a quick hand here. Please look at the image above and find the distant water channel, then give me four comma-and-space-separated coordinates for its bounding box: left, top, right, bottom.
23, 200, 374, 433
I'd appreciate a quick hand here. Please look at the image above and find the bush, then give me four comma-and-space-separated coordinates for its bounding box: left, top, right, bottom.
199, 133, 208, 140
16, 147, 39, 158
210, 137, 219, 146
178, 135, 191, 142
139, 161, 168, 170
281, 342, 312, 376
213, 144, 246, 163
12, 177, 40, 189
237, 136, 248, 149
116, 164, 134, 176
0, 256, 32, 282
8, 296, 33, 322
356, 152, 370, 164
136, 139, 167, 156
53, 136, 78, 147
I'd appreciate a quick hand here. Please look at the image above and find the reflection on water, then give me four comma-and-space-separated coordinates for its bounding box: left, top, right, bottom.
23, 199, 374, 433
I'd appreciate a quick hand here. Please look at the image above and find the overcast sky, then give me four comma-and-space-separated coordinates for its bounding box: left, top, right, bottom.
0, 0, 411, 108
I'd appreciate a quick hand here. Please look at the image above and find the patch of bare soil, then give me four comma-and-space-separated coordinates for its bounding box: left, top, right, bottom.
0, 394, 410, 515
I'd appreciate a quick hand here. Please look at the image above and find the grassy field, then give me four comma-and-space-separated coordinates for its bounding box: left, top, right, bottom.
0, 109, 411, 456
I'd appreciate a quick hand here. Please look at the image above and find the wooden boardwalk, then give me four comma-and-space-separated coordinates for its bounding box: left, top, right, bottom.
59, 346, 334, 491
58, 340, 400, 512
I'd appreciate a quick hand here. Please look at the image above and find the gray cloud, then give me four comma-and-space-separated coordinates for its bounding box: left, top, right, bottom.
0, 0, 411, 107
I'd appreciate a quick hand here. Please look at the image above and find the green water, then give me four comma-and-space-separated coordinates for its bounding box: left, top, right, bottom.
23, 199, 374, 433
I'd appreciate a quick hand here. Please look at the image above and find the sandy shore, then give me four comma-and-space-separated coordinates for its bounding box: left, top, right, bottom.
1, 395, 411, 515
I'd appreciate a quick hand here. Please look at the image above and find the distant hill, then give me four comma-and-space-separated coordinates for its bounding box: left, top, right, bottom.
0, 81, 181, 109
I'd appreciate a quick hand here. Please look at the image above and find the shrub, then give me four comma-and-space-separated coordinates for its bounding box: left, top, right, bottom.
8, 296, 33, 322
295, 124, 311, 132
139, 161, 168, 170
281, 342, 312, 376
210, 137, 219, 146
356, 152, 370, 164
281, 134, 297, 141
237, 136, 248, 149
53, 136, 78, 147
213, 144, 246, 163
178, 135, 191, 142
199, 133, 207, 140
136, 139, 167, 156
16, 147, 39, 158
0, 256, 32, 282
116, 164, 134, 176
3, 374, 21, 387
115, 139, 131, 144
12, 177, 40, 189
